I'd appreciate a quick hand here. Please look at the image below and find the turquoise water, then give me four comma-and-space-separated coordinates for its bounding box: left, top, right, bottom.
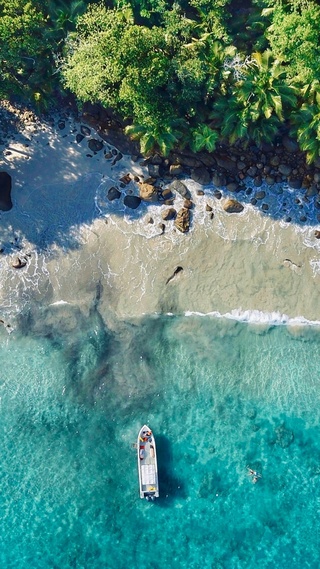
1, 311, 320, 568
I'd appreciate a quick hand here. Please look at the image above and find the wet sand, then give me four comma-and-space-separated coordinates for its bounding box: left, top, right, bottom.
1, 110, 320, 329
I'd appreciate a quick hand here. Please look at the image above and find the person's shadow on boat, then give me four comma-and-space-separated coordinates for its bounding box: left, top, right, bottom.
156, 435, 186, 506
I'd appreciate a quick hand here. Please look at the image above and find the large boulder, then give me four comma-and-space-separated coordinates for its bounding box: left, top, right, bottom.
107, 187, 121, 201
169, 180, 191, 199
191, 167, 211, 185
139, 183, 158, 201
162, 208, 176, 221
223, 198, 244, 213
0, 172, 12, 211
123, 195, 141, 209
170, 153, 203, 168
88, 139, 104, 152
174, 207, 190, 233
212, 171, 226, 188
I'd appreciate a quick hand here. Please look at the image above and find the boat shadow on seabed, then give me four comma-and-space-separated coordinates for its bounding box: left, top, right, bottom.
155, 435, 186, 507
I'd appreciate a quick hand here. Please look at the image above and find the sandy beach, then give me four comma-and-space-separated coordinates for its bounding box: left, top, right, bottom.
1, 107, 320, 330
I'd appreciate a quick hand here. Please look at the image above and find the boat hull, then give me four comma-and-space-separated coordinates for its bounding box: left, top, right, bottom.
137, 425, 159, 499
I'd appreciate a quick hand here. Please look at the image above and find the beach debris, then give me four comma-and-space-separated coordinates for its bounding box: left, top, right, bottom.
139, 182, 158, 202
107, 187, 121, 201
166, 266, 183, 285
283, 258, 302, 274
158, 223, 165, 234
123, 195, 141, 209
174, 207, 190, 233
11, 256, 27, 269
223, 198, 244, 214
0, 172, 12, 211
206, 204, 213, 212
162, 208, 176, 221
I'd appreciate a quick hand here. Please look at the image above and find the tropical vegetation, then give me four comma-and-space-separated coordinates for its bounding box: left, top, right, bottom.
1, 0, 320, 160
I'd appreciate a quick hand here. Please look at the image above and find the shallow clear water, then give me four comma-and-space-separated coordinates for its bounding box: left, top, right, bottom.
0, 313, 320, 568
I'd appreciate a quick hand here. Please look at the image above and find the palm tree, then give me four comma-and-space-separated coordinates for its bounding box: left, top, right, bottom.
237, 51, 298, 122
209, 95, 249, 145
289, 84, 320, 163
125, 119, 185, 156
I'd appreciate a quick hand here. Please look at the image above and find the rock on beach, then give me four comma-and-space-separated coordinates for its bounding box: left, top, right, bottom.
223, 198, 244, 214
0, 172, 12, 211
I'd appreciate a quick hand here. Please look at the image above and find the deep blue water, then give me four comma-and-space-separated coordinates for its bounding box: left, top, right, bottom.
0, 312, 320, 568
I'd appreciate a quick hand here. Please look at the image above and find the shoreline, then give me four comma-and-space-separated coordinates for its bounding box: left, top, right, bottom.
1, 104, 320, 331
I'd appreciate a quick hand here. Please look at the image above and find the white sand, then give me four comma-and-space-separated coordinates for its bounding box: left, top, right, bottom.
1, 110, 320, 329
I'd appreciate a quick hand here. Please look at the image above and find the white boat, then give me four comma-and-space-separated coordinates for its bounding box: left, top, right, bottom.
137, 425, 159, 501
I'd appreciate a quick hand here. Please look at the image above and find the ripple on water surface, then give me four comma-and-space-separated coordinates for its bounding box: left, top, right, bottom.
0, 314, 319, 568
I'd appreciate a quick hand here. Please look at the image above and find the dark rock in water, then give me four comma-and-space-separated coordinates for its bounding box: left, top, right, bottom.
251, 198, 257, 205
169, 180, 191, 199
255, 190, 266, 200
254, 176, 262, 187
226, 182, 239, 193
174, 207, 190, 232
158, 223, 165, 234
265, 175, 275, 185
191, 166, 211, 185
315, 230, 320, 239
76, 134, 84, 143
275, 424, 294, 448
223, 198, 244, 213
162, 208, 176, 221
0, 172, 12, 211
197, 190, 205, 196
107, 187, 121, 201
88, 139, 103, 152
58, 120, 65, 130
213, 189, 222, 199
288, 177, 302, 190
212, 171, 226, 188
206, 203, 213, 212
262, 203, 269, 211
285, 216, 292, 223
80, 125, 91, 136
305, 184, 317, 197
123, 195, 141, 209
